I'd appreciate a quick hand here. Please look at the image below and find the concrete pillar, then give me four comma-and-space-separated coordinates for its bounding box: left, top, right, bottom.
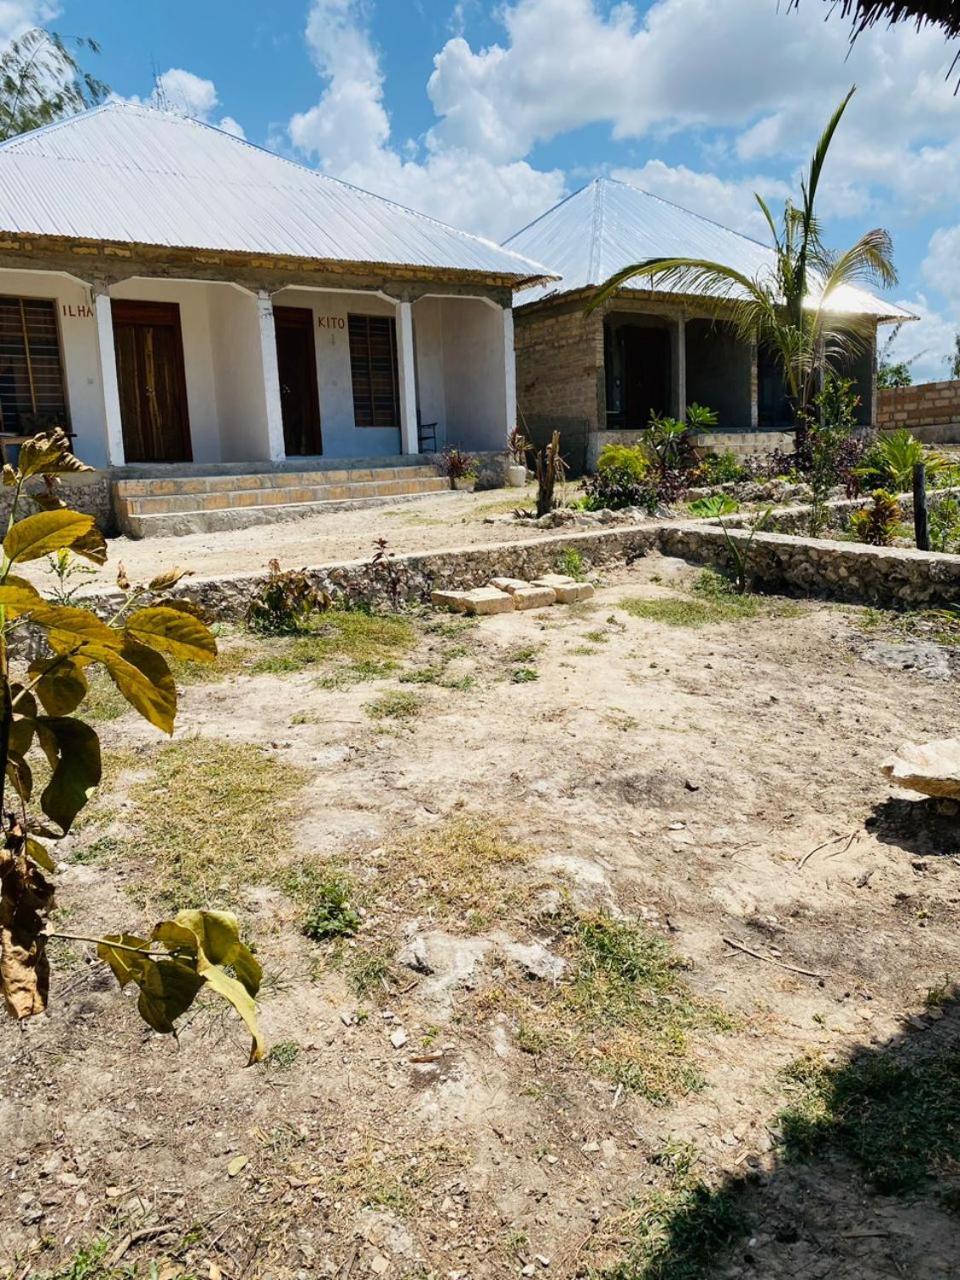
92, 283, 125, 467
396, 300, 419, 454
673, 315, 687, 421
503, 306, 517, 440
256, 290, 286, 462
749, 341, 759, 429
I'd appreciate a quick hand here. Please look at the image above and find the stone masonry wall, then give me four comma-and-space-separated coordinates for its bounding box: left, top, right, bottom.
72, 518, 960, 623
877, 380, 960, 441
514, 302, 605, 474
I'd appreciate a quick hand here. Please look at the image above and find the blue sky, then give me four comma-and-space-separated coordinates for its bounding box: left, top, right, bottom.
36, 0, 960, 378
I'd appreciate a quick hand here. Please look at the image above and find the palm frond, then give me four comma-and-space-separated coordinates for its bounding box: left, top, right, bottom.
586, 256, 771, 314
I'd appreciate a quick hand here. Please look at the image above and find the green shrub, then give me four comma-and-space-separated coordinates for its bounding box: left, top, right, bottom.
930, 495, 960, 553
299, 870, 361, 941
247, 559, 331, 634
848, 490, 902, 546
597, 443, 649, 481
688, 494, 740, 517
858, 429, 948, 492
696, 450, 745, 485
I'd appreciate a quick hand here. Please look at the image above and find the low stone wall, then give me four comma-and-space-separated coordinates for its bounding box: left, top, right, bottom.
877, 380, 960, 442
70, 514, 960, 621
660, 522, 960, 607
1, 471, 115, 533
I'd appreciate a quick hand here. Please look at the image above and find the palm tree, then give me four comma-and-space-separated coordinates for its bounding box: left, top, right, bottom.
589, 87, 897, 431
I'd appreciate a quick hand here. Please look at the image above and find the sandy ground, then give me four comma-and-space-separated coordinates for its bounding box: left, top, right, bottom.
2, 555, 959, 1279
23, 488, 563, 592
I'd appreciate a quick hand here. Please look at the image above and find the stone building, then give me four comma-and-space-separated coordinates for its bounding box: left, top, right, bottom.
505, 178, 912, 471
0, 102, 551, 534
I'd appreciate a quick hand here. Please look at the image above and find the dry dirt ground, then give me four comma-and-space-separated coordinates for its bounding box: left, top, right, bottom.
20, 489, 555, 592
2, 553, 959, 1280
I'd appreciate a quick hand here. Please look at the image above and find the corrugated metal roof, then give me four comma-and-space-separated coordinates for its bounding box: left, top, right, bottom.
505, 177, 913, 321
0, 102, 555, 284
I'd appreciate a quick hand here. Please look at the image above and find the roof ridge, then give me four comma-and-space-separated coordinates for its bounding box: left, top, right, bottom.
587, 178, 605, 283
597, 173, 775, 256
502, 180, 589, 246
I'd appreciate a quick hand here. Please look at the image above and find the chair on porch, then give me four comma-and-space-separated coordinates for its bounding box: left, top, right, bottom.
417, 410, 438, 453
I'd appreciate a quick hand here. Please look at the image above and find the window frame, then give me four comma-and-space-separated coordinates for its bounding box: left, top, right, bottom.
347, 312, 401, 430
0, 292, 70, 434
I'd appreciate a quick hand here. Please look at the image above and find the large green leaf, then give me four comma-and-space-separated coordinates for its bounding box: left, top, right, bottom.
28, 656, 88, 716
89, 637, 176, 734
171, 909, 262, 995
36, 604, 122, 651
3, 510, 94, 564
97, 933, 151, 986
125, 606, 217, 664
197, 961, 267, 1064
35, 716, 102, 833
0, 580, 43, 616
8, 709, 36, 755
135, 959, 205, 1034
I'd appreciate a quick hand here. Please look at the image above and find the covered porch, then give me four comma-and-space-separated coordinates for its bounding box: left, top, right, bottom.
592, 299, 876, 465
0, 266, 516, 472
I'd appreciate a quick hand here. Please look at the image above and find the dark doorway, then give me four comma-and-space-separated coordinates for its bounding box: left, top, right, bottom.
112, 300, 192, 463
617, 324, 670, 428
274, 306, 323, 456
757, 345, 795, 429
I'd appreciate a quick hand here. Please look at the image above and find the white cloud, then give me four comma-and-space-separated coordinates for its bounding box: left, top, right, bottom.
923, 225, 960, 305
883, 294, 958, 384
287, 0, 565, 241
610, 161, 790, 240
116, 67, 246, 139
0, 2, 57, 44
425, 0, 960, 220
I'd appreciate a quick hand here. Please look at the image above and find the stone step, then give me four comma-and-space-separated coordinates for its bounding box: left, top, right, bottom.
117, 474, 449, 516
114, 464, 443, 498
121, 489, 458, 539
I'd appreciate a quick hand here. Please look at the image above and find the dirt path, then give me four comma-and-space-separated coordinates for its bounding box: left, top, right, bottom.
22, 488, 571, 591
2, 556, 958, 1279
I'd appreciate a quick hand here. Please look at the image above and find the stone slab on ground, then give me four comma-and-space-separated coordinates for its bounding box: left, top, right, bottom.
510, 585, 557, 610
881, 738, 960, 799
531, 574, 595, 604
431, 586, 516, 616
489, 577, 530, 593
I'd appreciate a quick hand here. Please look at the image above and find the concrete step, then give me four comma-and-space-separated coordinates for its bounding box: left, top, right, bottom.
118, 475, 450, 516
120, 488, 459, 539
113, 464, 444, 498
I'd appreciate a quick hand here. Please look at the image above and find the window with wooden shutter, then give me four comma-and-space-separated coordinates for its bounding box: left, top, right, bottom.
348, 313, 400, 428
0, 296, 68, 432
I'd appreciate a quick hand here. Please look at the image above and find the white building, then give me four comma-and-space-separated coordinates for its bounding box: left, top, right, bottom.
0, 103, 551, 533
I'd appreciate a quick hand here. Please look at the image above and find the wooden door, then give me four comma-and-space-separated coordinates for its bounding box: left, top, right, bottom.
274, 306, 323, 456
112, 300, 191, 463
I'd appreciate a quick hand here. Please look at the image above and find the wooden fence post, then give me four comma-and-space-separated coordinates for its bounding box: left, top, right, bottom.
913, 462, 930, 551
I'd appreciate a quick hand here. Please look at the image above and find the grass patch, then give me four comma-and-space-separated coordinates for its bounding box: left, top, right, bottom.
375, 815, 532, 921
778, 1046, 960, 1198
556, 547, 587, 580
365, 689, 421, 720
268, 1039, 301, 1069
512, 666, 539, 683
858, 604, 960, 648
486, 912, 733, 1106
283, 865, 361, 941
619, 570, 799, 629
249, 610, 416, 679
599, 1145, 745, 1280
345, 946, 397, 998
106, 738, 308, 912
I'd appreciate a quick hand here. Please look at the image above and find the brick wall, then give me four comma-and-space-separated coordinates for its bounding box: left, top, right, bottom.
514, 303, 605, 473
877, 379, 960, 435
